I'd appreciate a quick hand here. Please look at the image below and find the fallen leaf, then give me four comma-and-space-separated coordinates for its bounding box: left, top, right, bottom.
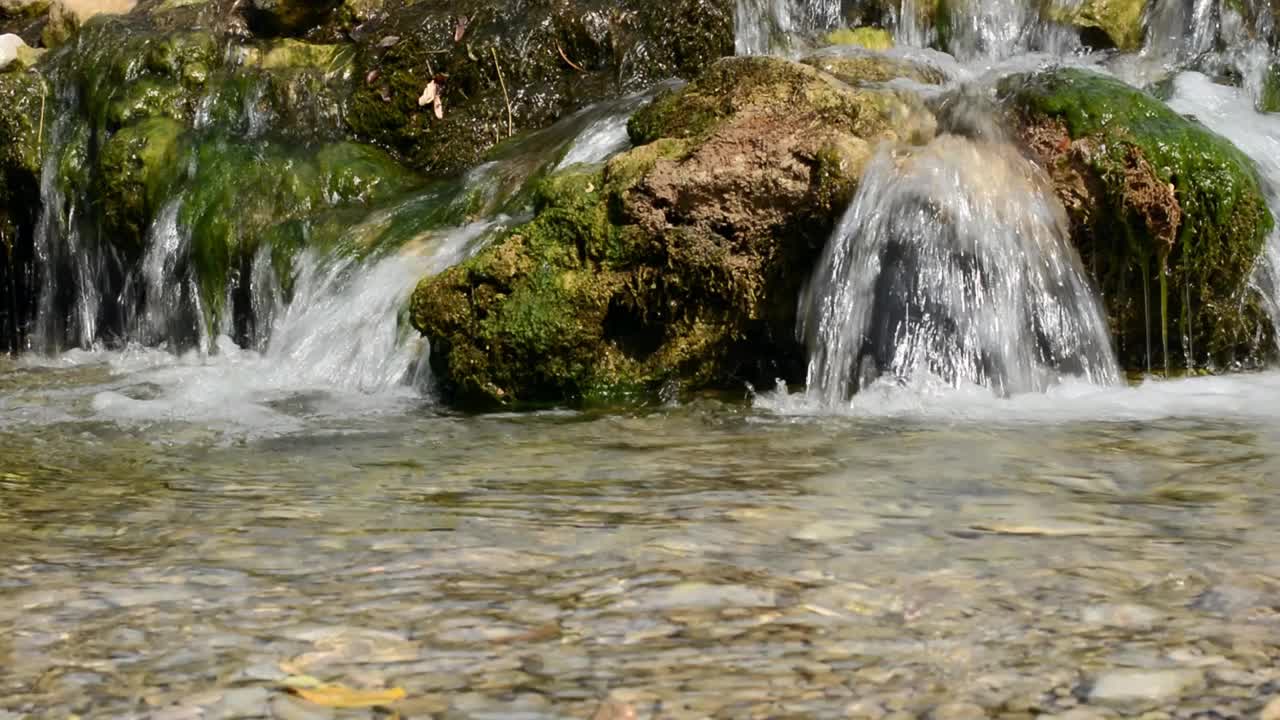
418, 80, 438, 107
433, 98, 444, 119
378, 35, 401, 48
290, 685, 407, 708
454, 15, 469, 43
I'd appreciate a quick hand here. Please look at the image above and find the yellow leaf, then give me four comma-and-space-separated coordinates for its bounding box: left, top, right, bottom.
290, 685, 407, 708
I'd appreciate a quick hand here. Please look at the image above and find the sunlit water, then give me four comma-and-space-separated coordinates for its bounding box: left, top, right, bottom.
6, 4, 1280, 719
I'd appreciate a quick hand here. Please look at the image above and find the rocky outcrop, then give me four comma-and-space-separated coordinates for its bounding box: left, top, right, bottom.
345, 0, 735, 176
411, 56, 933, 408
1002, 68, 1274, 371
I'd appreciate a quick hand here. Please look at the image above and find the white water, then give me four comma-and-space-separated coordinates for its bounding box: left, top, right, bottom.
799, 137, 1119, 405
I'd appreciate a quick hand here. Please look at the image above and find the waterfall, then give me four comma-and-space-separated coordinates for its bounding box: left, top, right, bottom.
799, 136, 1120, 403
734, 0, 843, 55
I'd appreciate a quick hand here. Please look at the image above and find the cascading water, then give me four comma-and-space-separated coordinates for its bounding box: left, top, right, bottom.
734, 0, 843, 54
17, 44, 649, 400
799, 134, 1120, 404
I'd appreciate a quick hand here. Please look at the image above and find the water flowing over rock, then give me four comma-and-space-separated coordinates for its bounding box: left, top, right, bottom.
1003, 68, 1274, 372
800, 135, 1119, 402
411, 56, 930, 407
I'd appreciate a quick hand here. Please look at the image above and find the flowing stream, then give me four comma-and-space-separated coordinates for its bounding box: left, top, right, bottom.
5, 2, 1280, 718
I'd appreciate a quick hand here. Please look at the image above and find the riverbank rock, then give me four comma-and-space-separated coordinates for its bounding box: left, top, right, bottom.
1002, 67, 1274, 371
345, 0, 734, 176
411, 55, 933, 408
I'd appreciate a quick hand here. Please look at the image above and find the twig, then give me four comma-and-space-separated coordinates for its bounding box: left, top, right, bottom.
36, 78, 46, 157
556, 42, 585, 72
491, 47, 513, 138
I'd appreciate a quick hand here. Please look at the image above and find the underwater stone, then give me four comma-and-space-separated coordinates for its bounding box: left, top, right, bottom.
1004, 67, 1275, 371
412, 55, 932, 408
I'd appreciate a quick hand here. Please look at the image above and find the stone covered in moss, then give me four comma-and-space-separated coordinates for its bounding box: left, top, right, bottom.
1003, 68, 1274, 371
1048, 0, 1146, 50
412, 56, 933, 408
801, 47, 947, 86
0, 67, 46, 350
176, 136, 419, 332
345, 0, 734, 176
97, 116, 184, 252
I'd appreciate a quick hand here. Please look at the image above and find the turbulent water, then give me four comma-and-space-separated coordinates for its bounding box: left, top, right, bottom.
799, 137, 1119, 404
8, 2, 1280, 718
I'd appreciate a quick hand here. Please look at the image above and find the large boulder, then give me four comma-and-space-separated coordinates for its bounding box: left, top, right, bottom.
345, 0, 735, 176
411, 55, 933, 408
1002, 68, 1274, 371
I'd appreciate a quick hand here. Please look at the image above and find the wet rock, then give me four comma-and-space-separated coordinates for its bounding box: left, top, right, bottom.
1049, 0, 1146, 50
242, 0, 340, 37
345, 0, 734, 175
802, 46, 948, 85
1003, 68, 1275, 371
412, 55, 931, 408
1087, 668, 1206, 708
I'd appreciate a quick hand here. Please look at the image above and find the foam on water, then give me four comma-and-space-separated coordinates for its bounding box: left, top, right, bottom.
3, 219, 506, 438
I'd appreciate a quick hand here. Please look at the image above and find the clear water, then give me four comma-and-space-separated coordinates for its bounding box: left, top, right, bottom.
6, 3, 1280, 718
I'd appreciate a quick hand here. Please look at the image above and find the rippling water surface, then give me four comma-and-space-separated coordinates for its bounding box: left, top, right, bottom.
3, 352, 1280, 718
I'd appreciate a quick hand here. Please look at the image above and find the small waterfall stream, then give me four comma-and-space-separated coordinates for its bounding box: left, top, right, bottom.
800, 136, 1119, 403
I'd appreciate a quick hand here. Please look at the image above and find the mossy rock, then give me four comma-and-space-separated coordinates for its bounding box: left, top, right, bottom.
801, 47, 948, 86
1048, 0, 1147, 50
242, 0, 340, 37
345, 0, 734, 176
176, 136, 421, 333
0, 66, 46, 350
1003, 68, 1274, 371
412, 56, 932, 409
97, 116, 185, 254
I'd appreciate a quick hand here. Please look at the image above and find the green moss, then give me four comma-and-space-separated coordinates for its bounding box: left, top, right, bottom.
1048, 0, 1147, 50
98, 117, 187, 255
1261, 61, 1280, 113
1004, 68, 1274, 370
175, 136, 422, 333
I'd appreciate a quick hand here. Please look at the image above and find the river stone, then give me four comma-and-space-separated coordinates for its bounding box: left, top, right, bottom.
931, 702, 985, 720
1080, 603, 1161, 629
1087, 668, 1205, 707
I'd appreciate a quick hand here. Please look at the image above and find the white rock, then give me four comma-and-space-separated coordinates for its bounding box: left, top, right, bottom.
0, 34, 25, 71
1088, 669, 1205, 707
